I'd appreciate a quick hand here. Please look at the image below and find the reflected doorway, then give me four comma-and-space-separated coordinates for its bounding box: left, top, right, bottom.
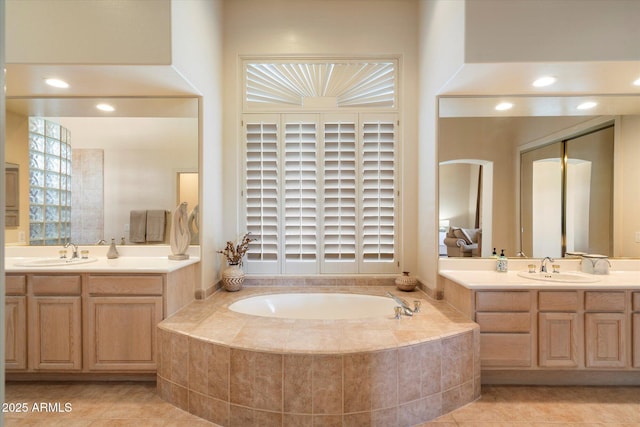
520, 125, 613, 258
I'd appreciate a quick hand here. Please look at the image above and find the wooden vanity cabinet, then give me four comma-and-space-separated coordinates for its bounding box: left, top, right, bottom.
5, 275, 27, 370
29, 275, 83, 371
85, 275, 163, 371
475, 291, 533, 367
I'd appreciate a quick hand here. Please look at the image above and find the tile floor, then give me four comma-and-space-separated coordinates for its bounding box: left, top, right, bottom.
3, 381, 640, 426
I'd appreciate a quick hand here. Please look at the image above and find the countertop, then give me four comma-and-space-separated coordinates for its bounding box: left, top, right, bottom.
440, 268, 640, 290
5, 245, 200, 273
5, 256, 200, 274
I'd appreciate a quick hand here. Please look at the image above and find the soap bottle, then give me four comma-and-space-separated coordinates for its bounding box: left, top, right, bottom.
107, 238, 119, 259
496, 249, 508, 272
492, 248, 498, 258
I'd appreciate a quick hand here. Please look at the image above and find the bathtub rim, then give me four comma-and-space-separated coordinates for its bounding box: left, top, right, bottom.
158, 286, 480, 355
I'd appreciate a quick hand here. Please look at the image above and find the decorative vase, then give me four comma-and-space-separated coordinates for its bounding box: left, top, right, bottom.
395, 271, 417, 291
222, 263, 245, 292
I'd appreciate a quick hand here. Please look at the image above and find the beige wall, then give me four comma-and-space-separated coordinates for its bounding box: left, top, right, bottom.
417, 0, 466, 291
6, 0, 172, 64
465, 0, 640, 62
616, 115, 640, 257
222, 0, 420, 273
171, 0, 224, 292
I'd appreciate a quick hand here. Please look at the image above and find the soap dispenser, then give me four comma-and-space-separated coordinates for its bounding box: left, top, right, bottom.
496, 249, 508, 272
491, 248, 498, 258
107, 238, 119, 259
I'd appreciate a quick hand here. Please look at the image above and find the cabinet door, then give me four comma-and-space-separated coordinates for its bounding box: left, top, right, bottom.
634, 313, 640, 368
86, 297, 163, 371
5, 296, 27, 370
585, 313, 626, 368
29, 296, 82, 370
539, 313, 580, 368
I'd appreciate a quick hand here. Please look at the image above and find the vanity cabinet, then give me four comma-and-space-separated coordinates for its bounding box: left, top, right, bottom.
86, 275, 163, 371
4, 262, 197, 377
442, 275, 640, 384
5, 275, 27, 370
28, 275, 83, 371
475, 291, 532, 367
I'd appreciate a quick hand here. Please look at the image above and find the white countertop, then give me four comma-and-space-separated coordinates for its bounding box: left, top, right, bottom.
440, 268, 640, 290
5, 245, 200, 273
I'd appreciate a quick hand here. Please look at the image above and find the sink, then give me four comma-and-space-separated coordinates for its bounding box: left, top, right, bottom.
517, 271, 599, 283
15, 257, 98, 267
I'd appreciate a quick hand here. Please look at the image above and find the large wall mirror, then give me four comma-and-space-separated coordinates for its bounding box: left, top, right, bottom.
5, 97, 199, 246
438, 95, 640, 259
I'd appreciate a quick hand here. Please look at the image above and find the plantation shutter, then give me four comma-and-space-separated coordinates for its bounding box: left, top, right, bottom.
242, 113, 397, 275
322, 115, 358, 273
283, 115, 319, 274
360, 114, 397, 273
244, 116, 280, 274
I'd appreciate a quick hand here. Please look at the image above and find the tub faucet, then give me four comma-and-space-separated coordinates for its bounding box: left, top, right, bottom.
540, 256, 554, 273
386, 292, 414, 317
64, 242, 79, 259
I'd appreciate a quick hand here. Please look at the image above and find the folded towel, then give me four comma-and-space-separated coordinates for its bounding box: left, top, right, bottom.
146, 210, 166, 242
129, 210, 147, 243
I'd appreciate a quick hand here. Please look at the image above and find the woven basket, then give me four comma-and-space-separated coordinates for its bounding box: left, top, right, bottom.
222, 264, 245, 292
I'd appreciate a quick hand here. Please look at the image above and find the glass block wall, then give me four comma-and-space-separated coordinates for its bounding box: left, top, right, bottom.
28, 118, 72, 245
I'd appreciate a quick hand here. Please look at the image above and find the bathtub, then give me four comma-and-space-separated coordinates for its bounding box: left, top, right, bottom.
157, 287, 480, 426
228, 292, 399, 319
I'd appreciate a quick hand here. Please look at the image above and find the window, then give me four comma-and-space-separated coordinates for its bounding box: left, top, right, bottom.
242, 59, 399, 275
28, 118, 72, 245
244, 113, 398, 274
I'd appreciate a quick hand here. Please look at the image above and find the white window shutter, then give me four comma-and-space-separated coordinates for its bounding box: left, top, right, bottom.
283, 115, 319, 274
244, 116, 280, 273
322, 115, 358, 273
360, 115, 397, 273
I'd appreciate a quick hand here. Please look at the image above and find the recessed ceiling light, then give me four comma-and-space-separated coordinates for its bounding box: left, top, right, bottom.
495, 102, 513, 111
634, 77, 640, 86
577, 101, 597, 110
96, 103, 115, 112
532, 76, 556, 87
44, 78, 69, 88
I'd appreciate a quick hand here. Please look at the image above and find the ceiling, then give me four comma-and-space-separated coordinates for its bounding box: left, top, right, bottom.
5, 60, 640, 119
439, 62, 640, 117
5, 64, 199, 118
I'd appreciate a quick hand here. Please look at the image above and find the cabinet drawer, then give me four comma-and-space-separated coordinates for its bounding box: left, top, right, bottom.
476, 312, 531, 333
476, 291, 530, 312
539, 291, 578, 311
480, 333, 531, 367
6, 275, 26, 295
632, 292, 640, 312
31, 275, 81, 295
585, 291, 625, 312
88, 275, 163, 296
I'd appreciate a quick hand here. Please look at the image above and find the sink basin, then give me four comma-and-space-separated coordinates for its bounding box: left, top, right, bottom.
517, 271, 599, 283
15, 257, 98, 267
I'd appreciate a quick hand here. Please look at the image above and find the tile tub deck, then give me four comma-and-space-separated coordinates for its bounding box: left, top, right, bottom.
157, 286, 480, 426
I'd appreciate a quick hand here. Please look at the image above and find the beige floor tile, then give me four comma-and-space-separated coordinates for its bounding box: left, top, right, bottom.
5, 382, 640, 427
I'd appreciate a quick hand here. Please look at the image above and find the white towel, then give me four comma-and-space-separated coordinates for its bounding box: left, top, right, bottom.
146, 210, 166, 242
129, 210, 147, 243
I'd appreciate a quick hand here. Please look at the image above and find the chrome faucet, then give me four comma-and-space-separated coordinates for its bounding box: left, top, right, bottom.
540, 256, 554, 273
64, 242, 80, 259
386, 292, 414, 317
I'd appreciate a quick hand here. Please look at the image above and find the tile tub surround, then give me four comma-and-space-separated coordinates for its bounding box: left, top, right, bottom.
157, 286, 480, 426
